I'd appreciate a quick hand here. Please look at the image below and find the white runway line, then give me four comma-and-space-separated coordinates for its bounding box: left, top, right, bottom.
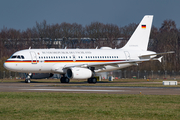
20, 89, 127, 92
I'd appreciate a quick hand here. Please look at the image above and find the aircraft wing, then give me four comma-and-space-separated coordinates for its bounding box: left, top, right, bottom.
63, 57, 161, 69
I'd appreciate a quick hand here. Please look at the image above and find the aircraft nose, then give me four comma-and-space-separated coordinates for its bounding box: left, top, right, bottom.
3, 62, 12, 71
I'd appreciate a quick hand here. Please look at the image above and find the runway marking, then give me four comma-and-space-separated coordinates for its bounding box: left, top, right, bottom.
20, 89, 127, 92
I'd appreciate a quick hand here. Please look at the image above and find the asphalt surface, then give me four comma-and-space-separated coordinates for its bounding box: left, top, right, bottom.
0, 82, 180, 95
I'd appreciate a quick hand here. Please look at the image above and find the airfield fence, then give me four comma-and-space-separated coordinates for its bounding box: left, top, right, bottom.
0, 70, 180, 80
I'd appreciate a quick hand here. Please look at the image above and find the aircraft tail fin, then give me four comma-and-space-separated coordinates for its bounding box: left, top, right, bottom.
122, 15, 153, 51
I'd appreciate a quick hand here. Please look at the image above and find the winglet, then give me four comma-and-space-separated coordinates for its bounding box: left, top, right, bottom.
158, 56, 163, 63
151, 56, 163, 62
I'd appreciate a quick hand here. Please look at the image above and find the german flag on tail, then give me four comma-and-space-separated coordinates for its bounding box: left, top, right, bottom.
142, 25, 146, 29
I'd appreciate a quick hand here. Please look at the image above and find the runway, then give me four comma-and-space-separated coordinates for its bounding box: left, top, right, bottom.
0, 82, 180, 95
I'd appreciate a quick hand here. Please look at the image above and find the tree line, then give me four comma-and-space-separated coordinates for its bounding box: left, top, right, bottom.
0, 19, 180, 75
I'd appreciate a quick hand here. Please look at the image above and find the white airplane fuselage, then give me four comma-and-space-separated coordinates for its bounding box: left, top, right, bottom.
4, 48, 155, 73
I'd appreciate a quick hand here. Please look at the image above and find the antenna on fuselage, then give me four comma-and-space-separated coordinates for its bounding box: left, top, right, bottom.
29, 46, 31, 49
96, 46, 98, 49
65, 46, 67, 49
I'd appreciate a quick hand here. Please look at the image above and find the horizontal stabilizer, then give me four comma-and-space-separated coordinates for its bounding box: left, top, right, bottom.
139, 51, 175, 58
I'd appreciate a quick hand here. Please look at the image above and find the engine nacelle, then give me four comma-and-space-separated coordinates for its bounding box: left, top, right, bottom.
30, 73, 54, 79
67, 67, 92, 79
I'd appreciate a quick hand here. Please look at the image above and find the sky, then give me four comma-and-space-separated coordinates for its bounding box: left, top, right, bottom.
0, 0, 179, 31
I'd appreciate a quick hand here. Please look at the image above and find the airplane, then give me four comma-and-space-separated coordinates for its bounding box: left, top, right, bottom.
3, 15, 174, 83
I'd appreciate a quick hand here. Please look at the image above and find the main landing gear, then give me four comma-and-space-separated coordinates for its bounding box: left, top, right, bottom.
60, 74, 70, 83
25, 73, 31, 83
87, 77, 97, 83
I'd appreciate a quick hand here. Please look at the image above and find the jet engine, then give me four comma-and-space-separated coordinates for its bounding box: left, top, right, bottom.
67, 67, 92, 79
30, 73, 54, 79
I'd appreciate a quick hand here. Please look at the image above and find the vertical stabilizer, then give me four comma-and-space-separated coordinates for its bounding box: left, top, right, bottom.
122, 15, 153, 51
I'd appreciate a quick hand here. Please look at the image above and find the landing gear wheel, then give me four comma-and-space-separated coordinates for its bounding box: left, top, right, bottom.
60, 77, 70, 83
25, 79, 28, 83
88, 78, 92, 83
92, 77, 97, 83
25, 79, 31, 83
87, 77, 97, 84
28, 79, 31, 83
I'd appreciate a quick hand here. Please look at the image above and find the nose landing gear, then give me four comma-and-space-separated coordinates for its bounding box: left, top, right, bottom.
25, 73, 32, 83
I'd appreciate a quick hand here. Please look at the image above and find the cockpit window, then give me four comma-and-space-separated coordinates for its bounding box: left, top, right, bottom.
11, 55, 25, 59
11, 56, 17, 58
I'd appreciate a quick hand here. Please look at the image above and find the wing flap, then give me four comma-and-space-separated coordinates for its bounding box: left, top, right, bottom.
63, 57, 161, 69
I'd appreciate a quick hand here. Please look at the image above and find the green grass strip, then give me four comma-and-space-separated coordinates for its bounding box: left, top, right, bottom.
0, 92, 180, 120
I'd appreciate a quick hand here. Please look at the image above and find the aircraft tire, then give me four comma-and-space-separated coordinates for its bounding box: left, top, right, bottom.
60, 77, 69, 83
91, 77, 97, 84
28, 79, 31, 83
25, 79, 31, 83
87, 78, 92, 83
25, 79, 28, 83
64, 77, 70, 83
88, 77, 97, 83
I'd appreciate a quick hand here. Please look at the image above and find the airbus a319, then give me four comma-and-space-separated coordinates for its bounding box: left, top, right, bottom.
3, 15, 173, 83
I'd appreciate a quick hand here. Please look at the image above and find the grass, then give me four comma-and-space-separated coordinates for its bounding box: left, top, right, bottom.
0, 92, 180, 120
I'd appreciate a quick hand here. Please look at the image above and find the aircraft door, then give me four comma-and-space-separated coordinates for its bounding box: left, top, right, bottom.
72, 55, 76, 62
124, 51, 130, 61
30, 51, 37, 64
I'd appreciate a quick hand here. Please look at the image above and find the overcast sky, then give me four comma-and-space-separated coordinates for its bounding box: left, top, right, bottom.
0, 0, 179, 31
